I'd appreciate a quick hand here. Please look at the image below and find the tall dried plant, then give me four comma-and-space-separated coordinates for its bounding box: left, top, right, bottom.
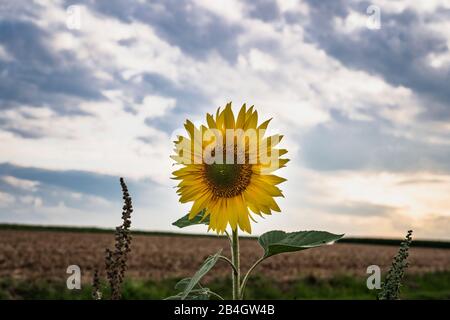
92, 177, 133, 300
92, 269, 102, 300
379, 230, 413, 300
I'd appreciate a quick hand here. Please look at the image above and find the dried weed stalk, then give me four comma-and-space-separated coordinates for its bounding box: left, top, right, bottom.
379, 230, 413, 300
92, 177, 133, 300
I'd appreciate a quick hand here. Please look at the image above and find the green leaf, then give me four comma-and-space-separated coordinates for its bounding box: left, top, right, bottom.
165, 287, 223, 300
172, 210, 210, 228
174, 278, 203, 291
165, 294, 183, 300
165, 288, 210, 300
180, 250, 221, 300
188, 292, 211, 300
258, 230, 344, 258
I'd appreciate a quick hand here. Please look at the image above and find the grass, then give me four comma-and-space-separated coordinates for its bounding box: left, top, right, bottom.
1, 272, 449, 300
1, 223, 449, 248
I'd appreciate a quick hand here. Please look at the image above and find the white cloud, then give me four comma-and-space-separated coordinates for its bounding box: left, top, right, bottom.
1, 0, 449, 239
277, 0, 309, 15
0, 192, 15, 207
252, 166, 450, 239
0, 45, 13, 62
334, 11, 369, 34
2, 176, 40, 192
20, 195, 43, 208
324, 172, 450, 219
243, 48, 278, 72
193, 0, 245, 22
0, 93, 175, 183
369, 0, 450, 14
35, 1, 185, 84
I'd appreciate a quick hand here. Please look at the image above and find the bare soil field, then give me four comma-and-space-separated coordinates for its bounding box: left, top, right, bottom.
0, 230, 449, 284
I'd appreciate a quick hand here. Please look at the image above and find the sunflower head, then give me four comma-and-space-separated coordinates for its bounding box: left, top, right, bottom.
171, 102, 288, 234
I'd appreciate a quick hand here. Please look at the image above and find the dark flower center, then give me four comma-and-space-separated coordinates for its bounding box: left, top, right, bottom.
204, 163, 252, 198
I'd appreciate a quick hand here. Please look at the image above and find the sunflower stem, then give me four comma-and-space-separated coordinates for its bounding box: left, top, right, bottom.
224, 230, 232, 245
218, 255, 238, 275
231, 229, 241, 300
240, 257, 264, 299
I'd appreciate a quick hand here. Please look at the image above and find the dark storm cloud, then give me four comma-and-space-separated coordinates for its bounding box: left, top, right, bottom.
304, 0, 349, 18
1, 0, 219, 140
300, 111, 450, 173
0, 1, 42, 21
140, 73, 209, 111
0, 163, 120, 200
64, 0, 243, 62
302, 0, 450, 120
244, 0, 281, 22
0, 162, 159, 205
0, 20, 105, 111
1, 127, 44, 139
115, 71, 211, 134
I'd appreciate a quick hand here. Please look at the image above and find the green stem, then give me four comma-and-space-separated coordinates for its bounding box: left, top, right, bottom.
224, 230, 232, 245
218, 255, 238, 275
208, 290, 225, 300
231, 229, 240, 300
240, 257, 264, 299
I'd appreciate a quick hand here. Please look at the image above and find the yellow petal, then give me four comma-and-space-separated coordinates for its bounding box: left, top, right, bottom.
252, 176, 283, 197
236, 104, 247, 128
215, 107, 225, 129
236, 195, 251, 233
245, 106, 254, 121
259, 174, 287, 185
223, 102, 235, 128
206, 113, 216, 128
227, 197, 240, 230
189, 192, 211, 219
257, 118, 272, 131
244, 110, 258, 130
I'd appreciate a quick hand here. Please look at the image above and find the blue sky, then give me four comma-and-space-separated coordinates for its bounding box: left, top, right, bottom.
0, 0, 449, 239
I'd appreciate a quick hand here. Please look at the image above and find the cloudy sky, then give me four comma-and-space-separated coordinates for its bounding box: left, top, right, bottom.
1, 0, 449, 239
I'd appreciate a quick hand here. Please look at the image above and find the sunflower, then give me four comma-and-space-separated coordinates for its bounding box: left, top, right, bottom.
171, 102, 288, 234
